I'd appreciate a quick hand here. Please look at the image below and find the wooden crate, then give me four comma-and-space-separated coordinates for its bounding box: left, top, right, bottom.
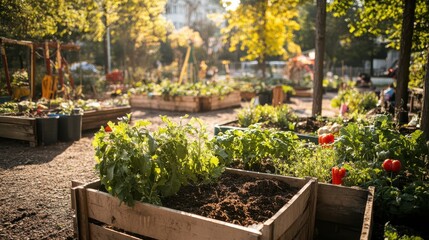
71, 168, 318, 240
130, 95, 201, 112
314, 183, 375, 240
0, 116, 37, 146
82, 106, 131, 131
200, 91, 241, 111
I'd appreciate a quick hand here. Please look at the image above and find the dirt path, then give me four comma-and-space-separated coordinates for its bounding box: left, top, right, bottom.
0, 95, 337, 240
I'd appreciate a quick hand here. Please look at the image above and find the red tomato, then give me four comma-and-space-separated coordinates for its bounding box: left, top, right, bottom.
105, 125, 112, 132
391, 160, 401, 173
319, 133, 335, 145
382, 159, 393, 172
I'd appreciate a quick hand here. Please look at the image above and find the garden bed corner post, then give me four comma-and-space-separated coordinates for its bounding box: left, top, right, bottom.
73, 186, 90, 240
306, 177, 318, 239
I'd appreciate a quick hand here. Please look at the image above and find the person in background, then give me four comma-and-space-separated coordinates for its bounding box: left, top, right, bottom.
356, 73, 373, 88
384, 83, 395, 112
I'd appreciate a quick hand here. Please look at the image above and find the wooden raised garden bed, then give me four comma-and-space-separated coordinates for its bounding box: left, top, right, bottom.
71, 168, 318, 240
71, 168, 374, 240
130, 95, 201, 112
130, 92, 241, 112
200, 91, 242, 111
82, 106, 131, 131
214, 120, 319, 144
0, 116, 37, 147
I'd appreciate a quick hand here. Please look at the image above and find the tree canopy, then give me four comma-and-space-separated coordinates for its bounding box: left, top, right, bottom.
220, 0, 300, 77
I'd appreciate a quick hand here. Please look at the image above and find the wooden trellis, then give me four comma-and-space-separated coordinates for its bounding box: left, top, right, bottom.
0, 36, 80, 100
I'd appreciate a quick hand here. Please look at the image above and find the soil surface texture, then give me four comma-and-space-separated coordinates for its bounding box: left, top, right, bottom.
0, 94, 337, 240
162, 171, 298, 227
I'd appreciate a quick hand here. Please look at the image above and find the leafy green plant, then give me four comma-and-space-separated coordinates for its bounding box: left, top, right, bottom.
236, 104, 297, 129
331, 88, 378, 115
384, 222, 424, 240
11, 70, 29, 87
334, 115, 429, 219
213, 126, 336, 182
93, 115, 224, 206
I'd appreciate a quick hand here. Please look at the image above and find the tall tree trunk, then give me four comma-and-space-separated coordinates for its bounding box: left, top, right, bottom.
312, 0, 326, 116
421, 49, 429, 141
395, 0, 416, 114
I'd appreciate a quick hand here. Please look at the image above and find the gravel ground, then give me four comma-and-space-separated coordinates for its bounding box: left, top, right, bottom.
0, 94, 337, 240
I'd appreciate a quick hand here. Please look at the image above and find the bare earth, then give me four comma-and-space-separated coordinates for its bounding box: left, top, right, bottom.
0, 94, 337, 240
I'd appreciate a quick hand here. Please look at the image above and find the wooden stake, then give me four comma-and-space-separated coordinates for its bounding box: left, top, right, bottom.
0, 42, 12, 96
178, 46, 191, 85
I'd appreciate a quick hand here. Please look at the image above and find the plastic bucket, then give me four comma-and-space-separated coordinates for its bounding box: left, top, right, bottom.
58, 114, 82, 142
36, 116, 59, 145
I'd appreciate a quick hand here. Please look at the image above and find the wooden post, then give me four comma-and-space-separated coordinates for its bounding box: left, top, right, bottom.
178, 46, 191, 85
30, 44, 36, 100
44, 41, 52, 75
75, 186, 90, 240
312, 0, 326, 116
0, 42, 12, 96
57, 41, 63, 89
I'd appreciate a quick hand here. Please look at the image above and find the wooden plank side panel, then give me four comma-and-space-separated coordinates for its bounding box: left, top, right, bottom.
89, 223, 142, 240
0, 116, 36, 125
85, 189, 261, 240
277, 206, 311, 240
360, 186, 375, 240
316, 183, 368, 227
269, 180, 314, 239
82, 108, 131, 130
201, 92, 241, 111
130, 95, 200, 112
0, 121, 37, 143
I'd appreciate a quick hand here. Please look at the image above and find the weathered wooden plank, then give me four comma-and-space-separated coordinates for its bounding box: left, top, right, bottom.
0, 122, 36, 134
85, 189, 261, 240
76, 186, 90, 240
89, 223, 142, 240
82, 107, 131, 130
0, 116, 36, 125
200, 91, 241, 111
130, 95, 201, 112
316, 183, 368, 227
360, 186, 375, 240
270, 180, 313, 239
277, 204, 310, 240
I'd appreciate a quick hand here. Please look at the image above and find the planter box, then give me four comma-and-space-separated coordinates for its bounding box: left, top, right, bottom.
214, 120, 319, 144
130, 95, 201, 112
71, 168, 318, 240
0, 116, 37, 147
82, 106, 131, 131
200, 91, 242, 111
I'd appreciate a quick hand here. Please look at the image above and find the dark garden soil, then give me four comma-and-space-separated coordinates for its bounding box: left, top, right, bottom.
162, 171, 298, 226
